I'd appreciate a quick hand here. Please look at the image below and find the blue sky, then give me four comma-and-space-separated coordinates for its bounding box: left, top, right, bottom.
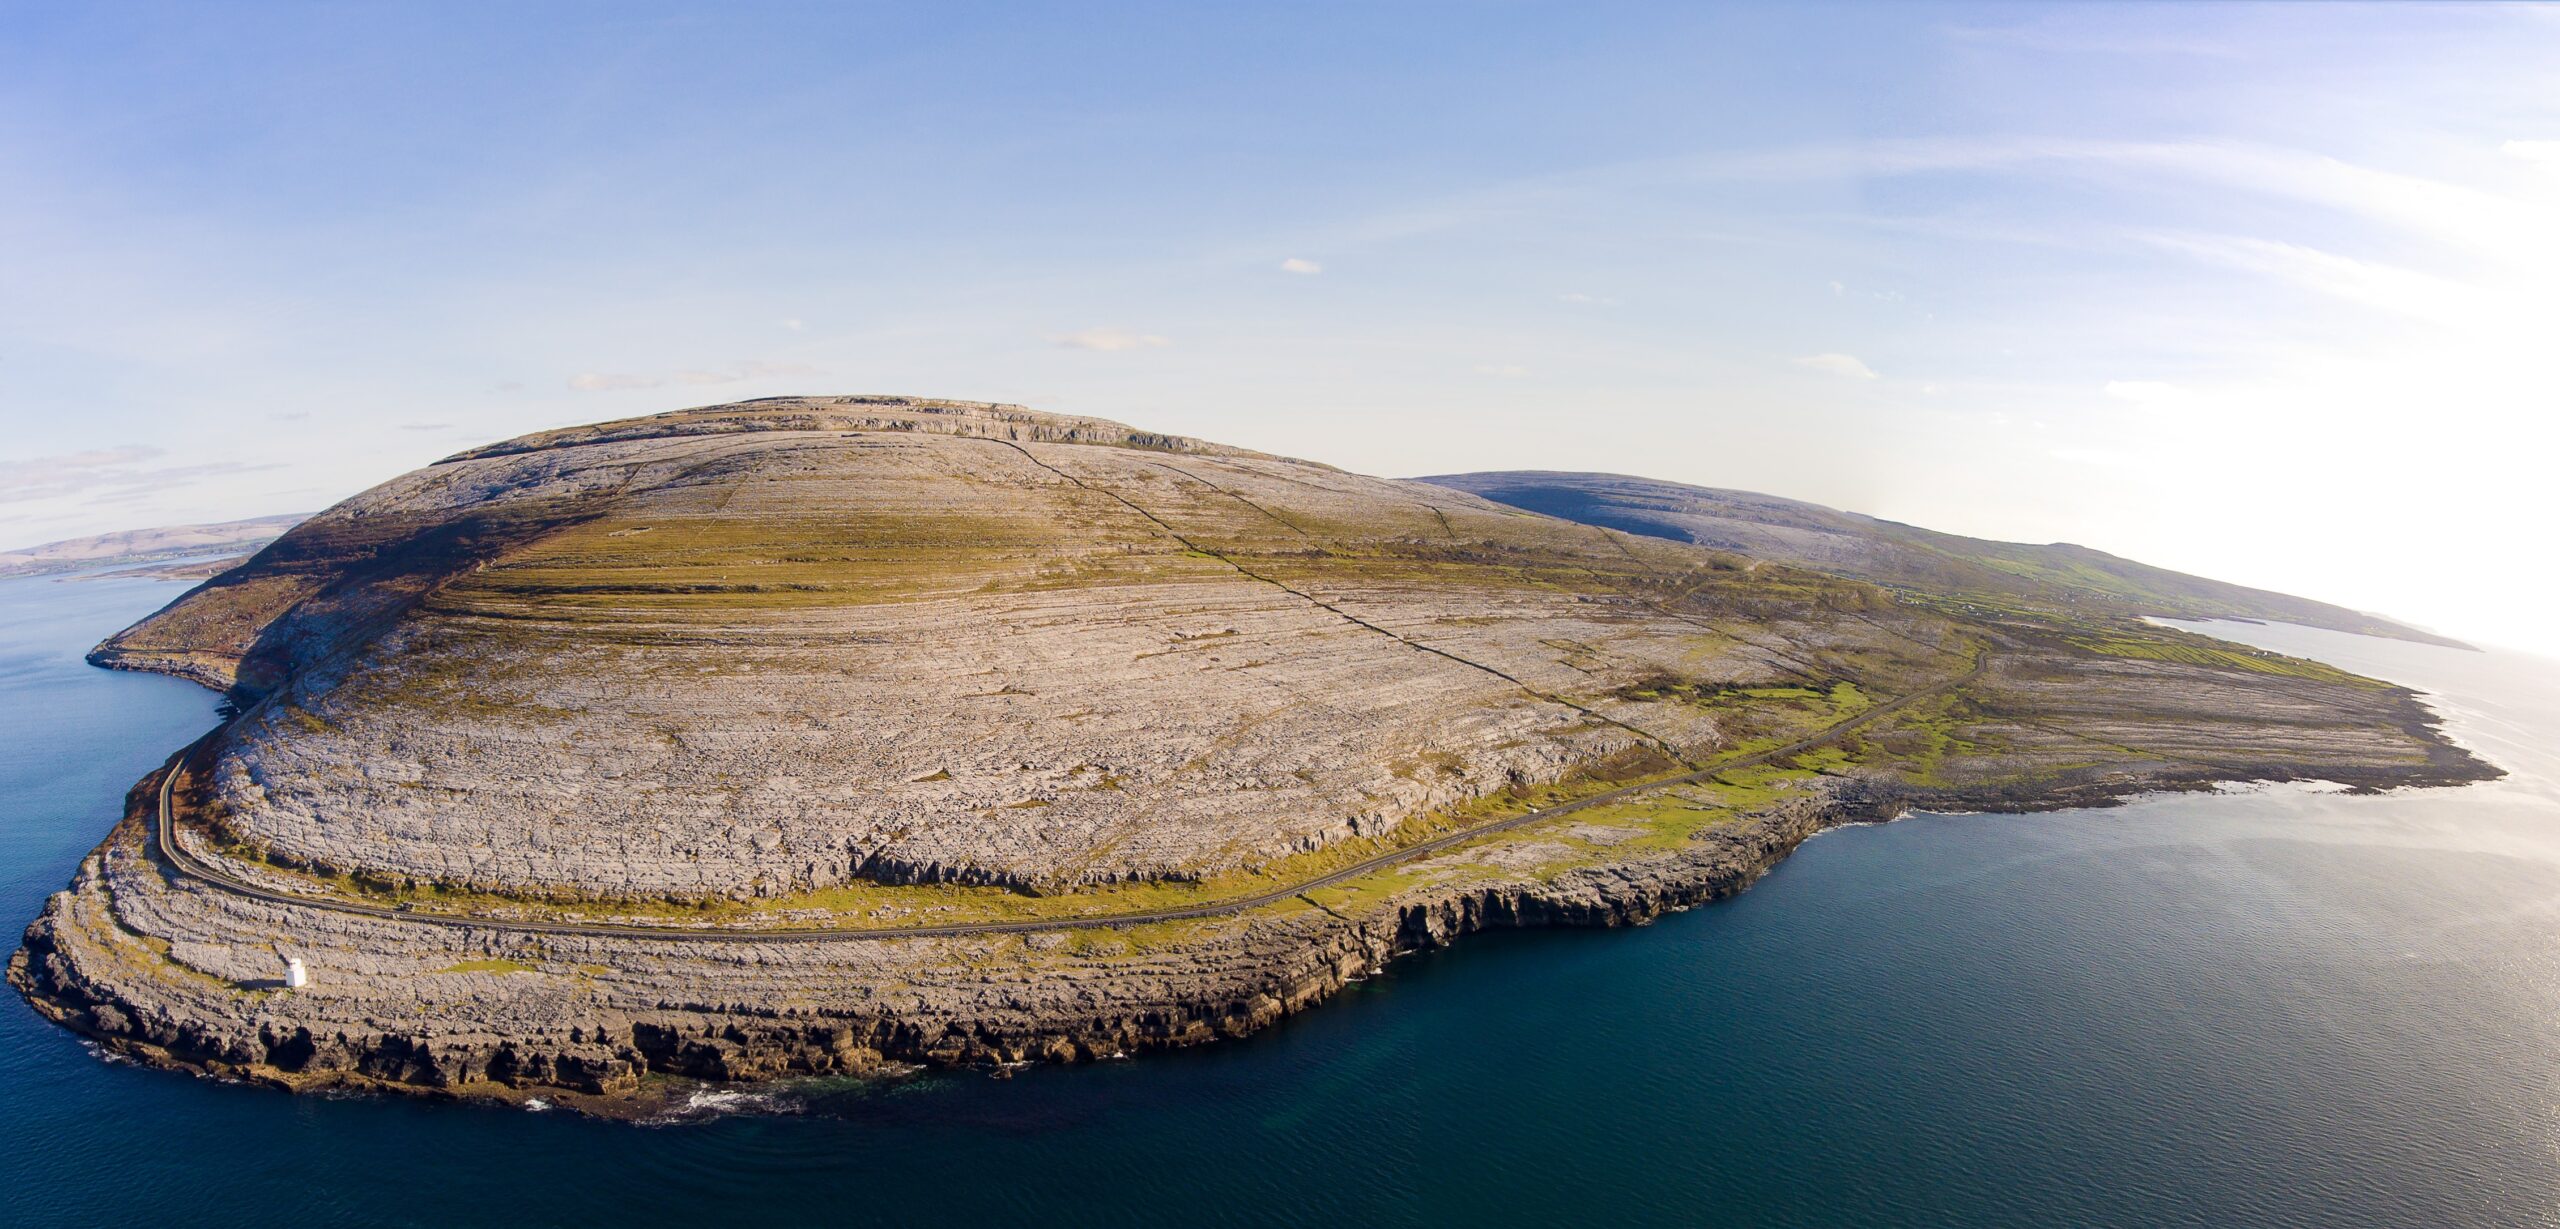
5, 2, 2556, 650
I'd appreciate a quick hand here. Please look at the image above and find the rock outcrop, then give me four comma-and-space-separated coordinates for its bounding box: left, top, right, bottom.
16, 396, 2497, 1110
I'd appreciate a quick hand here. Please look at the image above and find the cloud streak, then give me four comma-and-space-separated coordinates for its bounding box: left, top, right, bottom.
1054, 328, 1171, 352
1793, 352, 1879, 380
2103, 381, 2191, 406
0, 446, 282, 505
568, 360, 822, 392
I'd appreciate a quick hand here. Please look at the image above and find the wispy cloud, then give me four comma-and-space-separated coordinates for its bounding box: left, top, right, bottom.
1828, 280, 1904, 303
1279, 257, 1322, 275
0, 446, 282, 505
1055, 327, 1171, 351
1689, 136, 2550, 266
1559, 291, 1615, 306
568, 359, 822, 391
2141, 232, 2477, 324
1942, 22, 2243, 59
1793, 352, 1879, 380
568, 372, 663, 391
0, 446, 158, 491
569, 372, 672, 391
2103, 381, 2192, 406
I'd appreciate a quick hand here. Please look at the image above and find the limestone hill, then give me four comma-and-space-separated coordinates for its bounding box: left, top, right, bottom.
18, 395, 2494, 1107
98, 397, 1948, 898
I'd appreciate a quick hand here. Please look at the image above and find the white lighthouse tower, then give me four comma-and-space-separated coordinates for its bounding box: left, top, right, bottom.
282, 955, 308, 989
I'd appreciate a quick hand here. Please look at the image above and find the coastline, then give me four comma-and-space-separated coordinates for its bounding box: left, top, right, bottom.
10, 641, 2498, 1117
10, 743, 1886, 1116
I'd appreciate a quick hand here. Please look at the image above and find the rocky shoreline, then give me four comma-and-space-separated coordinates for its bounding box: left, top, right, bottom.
9, 758, 1871, 1115
10, 731, 2493, 1118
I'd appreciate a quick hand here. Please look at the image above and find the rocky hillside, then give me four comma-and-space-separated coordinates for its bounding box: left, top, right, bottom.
90, 397, 1911, 897
15, 396, 2495, 1110
1418, 471, 2464, 648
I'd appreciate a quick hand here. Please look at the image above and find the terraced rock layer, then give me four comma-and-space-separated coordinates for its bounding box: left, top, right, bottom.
15, 396, 2496, 1109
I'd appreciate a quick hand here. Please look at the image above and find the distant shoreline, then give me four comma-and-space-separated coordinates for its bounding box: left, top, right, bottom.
0, 513, 304, 580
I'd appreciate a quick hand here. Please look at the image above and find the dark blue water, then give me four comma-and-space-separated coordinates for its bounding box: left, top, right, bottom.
7, 571, 2559, 1228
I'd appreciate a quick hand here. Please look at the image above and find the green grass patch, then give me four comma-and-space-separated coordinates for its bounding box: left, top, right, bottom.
434, 958, 537, 975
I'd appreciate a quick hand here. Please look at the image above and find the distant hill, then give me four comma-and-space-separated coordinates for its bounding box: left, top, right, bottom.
1416, 471, 2466, 649
0, 514, 308, 578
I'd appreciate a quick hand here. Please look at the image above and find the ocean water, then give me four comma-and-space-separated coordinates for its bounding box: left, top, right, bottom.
4, 569, 2559, 1228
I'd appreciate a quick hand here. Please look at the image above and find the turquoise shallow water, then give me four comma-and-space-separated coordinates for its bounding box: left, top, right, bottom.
5, 570, 2560, 1227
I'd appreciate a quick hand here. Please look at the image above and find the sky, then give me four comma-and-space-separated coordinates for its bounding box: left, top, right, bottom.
4, 2, 2557, 651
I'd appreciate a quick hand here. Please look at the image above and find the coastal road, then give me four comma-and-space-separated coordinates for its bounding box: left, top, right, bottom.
146, 655, 1988, 943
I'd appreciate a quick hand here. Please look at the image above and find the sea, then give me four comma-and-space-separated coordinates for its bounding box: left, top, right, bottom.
4, 566, 2557, 1227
